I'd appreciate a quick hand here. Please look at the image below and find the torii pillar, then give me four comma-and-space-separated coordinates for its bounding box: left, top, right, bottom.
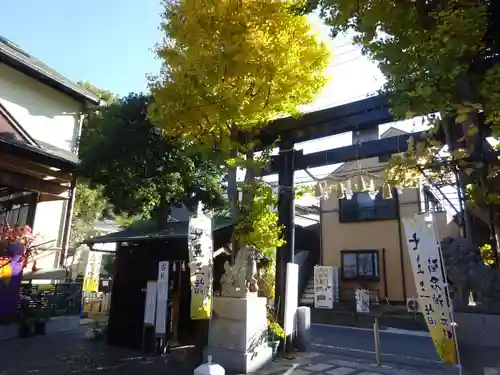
275, 139, 297, 349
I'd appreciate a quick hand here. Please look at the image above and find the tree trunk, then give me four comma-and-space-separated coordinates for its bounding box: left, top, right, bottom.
446, 72, 500, 260
153, 196, 171, 228
240, 149, 256, 239
241, 149, 256, 212
442, 117, 474, 237
227, 125, 239, 262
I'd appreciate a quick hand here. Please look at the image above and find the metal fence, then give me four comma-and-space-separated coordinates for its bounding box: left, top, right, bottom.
17, 282, 83, 320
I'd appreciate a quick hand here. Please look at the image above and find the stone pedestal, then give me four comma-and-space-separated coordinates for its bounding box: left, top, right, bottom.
204, 296, 272, 374
296, 306, 311, 352
455, 312, 500, 374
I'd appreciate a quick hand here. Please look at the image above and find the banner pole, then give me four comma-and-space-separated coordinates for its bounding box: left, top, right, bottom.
206, 215, 214, 358
430, 212, 462, 375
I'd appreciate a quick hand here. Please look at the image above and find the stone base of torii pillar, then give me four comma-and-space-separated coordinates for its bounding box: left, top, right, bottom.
203, 295, 272, 374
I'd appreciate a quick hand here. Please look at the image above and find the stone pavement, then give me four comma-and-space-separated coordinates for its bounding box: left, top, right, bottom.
0, 326, 457, 375
248, 352, 458, 375
0, 327, 198, 375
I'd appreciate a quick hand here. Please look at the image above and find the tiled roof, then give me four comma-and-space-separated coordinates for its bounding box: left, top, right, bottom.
84, 216, 235, 244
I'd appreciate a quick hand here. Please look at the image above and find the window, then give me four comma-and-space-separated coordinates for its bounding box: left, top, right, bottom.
423, 189, 444, 212
0, 194, 36, 227
341, 251, 379, 281
339, 191, 397, 222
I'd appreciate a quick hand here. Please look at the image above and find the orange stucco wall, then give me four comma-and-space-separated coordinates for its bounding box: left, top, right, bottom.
320, 180, 459, 303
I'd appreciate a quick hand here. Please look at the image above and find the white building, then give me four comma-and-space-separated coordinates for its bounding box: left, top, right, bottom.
0, 36, 99, 278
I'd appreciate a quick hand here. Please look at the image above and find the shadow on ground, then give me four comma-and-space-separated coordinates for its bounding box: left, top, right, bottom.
0, 328, 199, 375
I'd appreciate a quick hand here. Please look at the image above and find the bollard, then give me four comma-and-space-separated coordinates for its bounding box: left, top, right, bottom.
373, 317, 381, 366
194, 355, 225, 375
296, 306, 311, 352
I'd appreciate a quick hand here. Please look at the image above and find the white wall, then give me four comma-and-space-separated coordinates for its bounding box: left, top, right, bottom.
0, 63, 82, 152
0, 62, 84, 269
67, 245, 90, 279
31, 200, 66, 268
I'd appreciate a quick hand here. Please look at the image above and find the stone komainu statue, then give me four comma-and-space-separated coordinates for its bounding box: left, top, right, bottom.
440, 236, 500, 312
220, 245, 259, 298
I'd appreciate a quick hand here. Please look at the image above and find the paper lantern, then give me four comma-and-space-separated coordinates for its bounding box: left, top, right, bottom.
382, 184, 393, 200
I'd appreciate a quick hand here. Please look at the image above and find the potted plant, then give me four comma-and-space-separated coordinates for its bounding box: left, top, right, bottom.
267, 318, 285, 358
0, 224, 50, 327
33, 290, 51, 335
18, 295, 36, 338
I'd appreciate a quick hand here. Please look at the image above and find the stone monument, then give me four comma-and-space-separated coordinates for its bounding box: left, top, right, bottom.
205, 246, 272, 374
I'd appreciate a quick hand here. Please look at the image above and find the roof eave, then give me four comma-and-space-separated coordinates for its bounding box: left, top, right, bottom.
0, 50, 100, 106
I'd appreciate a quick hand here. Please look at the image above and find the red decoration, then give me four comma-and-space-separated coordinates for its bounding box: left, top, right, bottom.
0, 223, 39, 269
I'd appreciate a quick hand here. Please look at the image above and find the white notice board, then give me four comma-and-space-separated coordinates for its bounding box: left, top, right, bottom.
155, 261, 170, 335
144, 281, 157, 325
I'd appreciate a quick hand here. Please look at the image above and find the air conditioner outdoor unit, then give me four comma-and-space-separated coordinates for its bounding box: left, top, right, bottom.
406, 297, 420, 313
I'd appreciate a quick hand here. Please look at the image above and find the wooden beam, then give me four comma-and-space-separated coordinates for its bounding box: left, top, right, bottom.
0, 168, 70, 197
296, 131, 424, 170
38, 193, 70, 202
0, 162, 70, 186
0, 138, 78, 172
0, 152, 73, 182
253, 94, 393, 148
262, 132, 424, 176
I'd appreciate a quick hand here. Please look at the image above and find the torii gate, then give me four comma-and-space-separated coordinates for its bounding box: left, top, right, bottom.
255, 94, 422, 331
253, 92, 500, 337
256, 93, 500, 334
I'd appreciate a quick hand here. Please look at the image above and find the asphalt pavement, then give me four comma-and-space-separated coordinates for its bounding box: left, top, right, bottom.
309, 324, 454, 373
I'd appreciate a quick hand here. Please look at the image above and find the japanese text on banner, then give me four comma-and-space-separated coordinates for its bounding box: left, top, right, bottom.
83, 252, 102, 294
402, 213, 458, 365
188, 212, 213, 320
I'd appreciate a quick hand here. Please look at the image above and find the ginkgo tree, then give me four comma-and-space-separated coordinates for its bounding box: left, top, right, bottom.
149, 0, 330, 258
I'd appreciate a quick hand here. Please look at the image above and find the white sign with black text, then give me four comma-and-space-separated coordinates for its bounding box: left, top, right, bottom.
155, 261, 170, 335
144, 281, 157, 325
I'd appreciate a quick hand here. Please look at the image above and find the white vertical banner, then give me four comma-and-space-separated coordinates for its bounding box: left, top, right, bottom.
188, 205, 213, 320
83, 252, 103, 294
155, 261, 169, 335
402, 213, 459, 366
284, 262, 299, 336
314, 265, 333, 309
144, 281, 157, 325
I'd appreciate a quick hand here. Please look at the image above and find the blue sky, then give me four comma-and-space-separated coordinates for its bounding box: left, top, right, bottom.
2, 0, 164, 95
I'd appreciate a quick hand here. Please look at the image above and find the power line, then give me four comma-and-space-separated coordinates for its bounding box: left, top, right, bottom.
331, 55, 366, 67
334, 46, 362, 58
